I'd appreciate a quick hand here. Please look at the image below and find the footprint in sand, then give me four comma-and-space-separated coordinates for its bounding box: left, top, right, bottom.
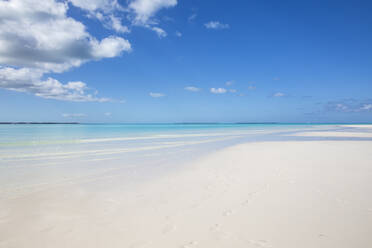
249, 239, 271, 248
241, 190, 264, 206
181, 241, 198, 248
223, 209, 234, 216
241, 199, 251, 206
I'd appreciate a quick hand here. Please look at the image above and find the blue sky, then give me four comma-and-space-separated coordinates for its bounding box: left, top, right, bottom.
0, 0, 371, 123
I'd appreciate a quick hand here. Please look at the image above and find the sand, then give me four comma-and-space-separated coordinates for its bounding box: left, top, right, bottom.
1, 128, 372, 247
292, 131, 372, 137
341, 125, 372, 129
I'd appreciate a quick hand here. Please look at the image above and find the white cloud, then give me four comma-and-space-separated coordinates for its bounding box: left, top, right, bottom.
204, 21, 229, 30
335, 103, 348, 111
127, 0, 177, 38
273, 92, 285, 97
109, 15, 130, 33
91, 36, 131, 58
151, 27, 167, 38
70, 0, 177, 38
104, 112, 112, 116
0, 0, 130, 101
229, 89, 237, 93
325, 99, 372, 113
248, 85, 256, 90
210, 88, 227, 94
62, 113, 87, 117
360, 104, 372, 111
69, 0, 130, 34
175, 31, 182, 37
69, 0, 120, 12
149, 92, 165, 98
184, 86, 200, 92
0, 0, 131, 73
0, 67, 111, 102
273, 77, 280, 81
325, 101, 351, 112
0, 0, 176, 101
129, 0, 177, 25
225, 81, 233, 86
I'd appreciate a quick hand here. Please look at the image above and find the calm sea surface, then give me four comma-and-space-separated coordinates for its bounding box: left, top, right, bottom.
0, 123, 369, 199
0, 123, 345, 146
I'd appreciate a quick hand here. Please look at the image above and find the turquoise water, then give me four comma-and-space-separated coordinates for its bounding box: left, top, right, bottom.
0, 123, 339, 146
0, 123, 369, 199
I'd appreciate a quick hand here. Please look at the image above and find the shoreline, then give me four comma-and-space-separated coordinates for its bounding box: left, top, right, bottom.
1, 126, 372, 247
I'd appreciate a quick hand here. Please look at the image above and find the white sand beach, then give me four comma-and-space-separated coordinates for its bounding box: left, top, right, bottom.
1, 0, 371, 247
341, 125, 372, 129
292, 131, 372, 137
1, 126, 372, 248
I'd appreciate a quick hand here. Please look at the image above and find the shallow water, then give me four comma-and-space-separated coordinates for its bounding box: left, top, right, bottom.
0, 124, 370, 199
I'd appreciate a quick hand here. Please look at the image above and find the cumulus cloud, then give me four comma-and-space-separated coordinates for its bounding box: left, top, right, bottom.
129, 0, 177, 25
204, 21, 229, 30
0, 0, 131, 101
69, 0, 130, 33
175, 31, 182, 37
126, 0, 177, 38
91, 36, 131, 58
69, 0, 120, 12
0, 67, 110, 102
184, 86, 200, 92
229, 89, 237, 93
108, 15, 130, 33
62, 113, 87, 117
0, 0, 177, 101
149, 92, 165, 98
225, 81, 233, 86
210, 88, 227, 94
69, 0, 178, 38
0, 0, 131, 73
248, 85, 256, 90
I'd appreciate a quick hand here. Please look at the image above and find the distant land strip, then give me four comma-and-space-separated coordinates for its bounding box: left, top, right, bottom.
0, 122, 79, 124
174, 122, 279, 125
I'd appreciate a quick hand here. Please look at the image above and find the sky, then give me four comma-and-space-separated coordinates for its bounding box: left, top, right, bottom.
0, 0, 372, 123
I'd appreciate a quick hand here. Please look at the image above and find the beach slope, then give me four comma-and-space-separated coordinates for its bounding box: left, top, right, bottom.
1, 138, 372, 247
